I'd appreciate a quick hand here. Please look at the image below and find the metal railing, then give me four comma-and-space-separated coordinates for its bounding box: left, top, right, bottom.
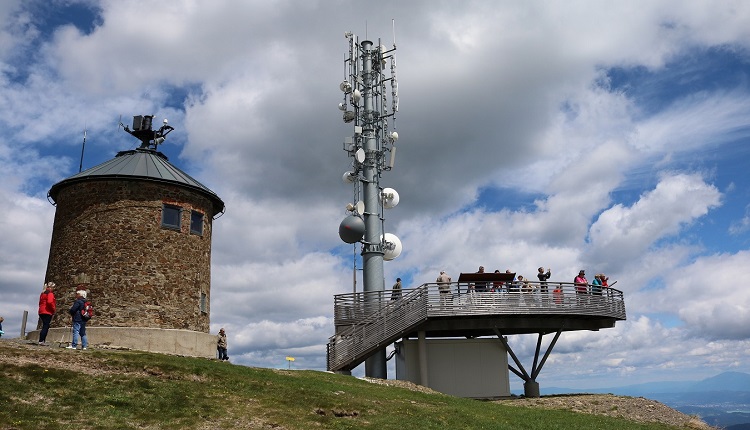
327, 286, 430, 371
327, 281, 625, 371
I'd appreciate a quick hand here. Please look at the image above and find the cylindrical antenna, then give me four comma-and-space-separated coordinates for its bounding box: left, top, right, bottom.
392, 19, 397, 48
78, 126, 87, 173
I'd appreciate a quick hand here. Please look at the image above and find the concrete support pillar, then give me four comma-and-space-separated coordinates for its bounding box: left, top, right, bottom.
524, 380, 540, 398
418, 331, 429, 386
21, 310, 28, 338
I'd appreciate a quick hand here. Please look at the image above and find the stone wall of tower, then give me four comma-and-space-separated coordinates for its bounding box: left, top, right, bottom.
45, 179, 215, 332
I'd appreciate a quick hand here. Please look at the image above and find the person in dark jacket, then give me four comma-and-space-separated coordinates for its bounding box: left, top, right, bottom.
537, 267, 551, 293
67, 289, 88, 350
390, 278, 402, 300
37, 282, 57, 345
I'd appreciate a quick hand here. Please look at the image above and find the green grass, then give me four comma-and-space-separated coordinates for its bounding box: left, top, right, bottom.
0, 341, 687, 430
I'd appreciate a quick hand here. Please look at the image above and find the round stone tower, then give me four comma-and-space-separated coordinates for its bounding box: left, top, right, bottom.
30, 116, 225, 357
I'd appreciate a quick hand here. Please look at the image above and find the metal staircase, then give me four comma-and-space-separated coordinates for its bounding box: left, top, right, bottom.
327, 286, 430, 372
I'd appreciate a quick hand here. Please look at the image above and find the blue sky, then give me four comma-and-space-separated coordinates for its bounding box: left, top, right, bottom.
1, 0, 749, 391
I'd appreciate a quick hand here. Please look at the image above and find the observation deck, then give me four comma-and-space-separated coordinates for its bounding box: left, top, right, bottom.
327, 279, 626, 375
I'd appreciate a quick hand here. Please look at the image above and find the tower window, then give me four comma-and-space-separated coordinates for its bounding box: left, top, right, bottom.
162, 204, 182, 230
200, 291, 207, 314
190, 210, 204, 235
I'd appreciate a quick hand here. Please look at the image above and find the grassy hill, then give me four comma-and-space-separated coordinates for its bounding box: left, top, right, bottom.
0, 339, 706, 429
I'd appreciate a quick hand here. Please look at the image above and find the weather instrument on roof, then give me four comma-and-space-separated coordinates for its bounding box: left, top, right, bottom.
120, 115, 174, 150
337, 23, 401, 379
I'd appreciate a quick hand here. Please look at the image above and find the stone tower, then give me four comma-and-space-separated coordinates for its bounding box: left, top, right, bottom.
31, 116, 225, 357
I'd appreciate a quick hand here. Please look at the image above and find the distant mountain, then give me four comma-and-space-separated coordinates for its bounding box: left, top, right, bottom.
542, 371, 750, 396
690, 371, 750, 392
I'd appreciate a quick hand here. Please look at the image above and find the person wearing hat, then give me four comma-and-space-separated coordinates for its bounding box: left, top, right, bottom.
574, 270, 588, 295
37, 281, 57, 345
67, 288, 89, 350
217, 328, 229, 361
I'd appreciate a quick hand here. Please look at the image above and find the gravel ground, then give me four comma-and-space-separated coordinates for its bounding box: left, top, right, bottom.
364, 377, 716, 429
493, 394, 715, 429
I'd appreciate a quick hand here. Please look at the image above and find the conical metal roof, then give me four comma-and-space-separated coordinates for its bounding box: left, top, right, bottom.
48, 148, 225, 217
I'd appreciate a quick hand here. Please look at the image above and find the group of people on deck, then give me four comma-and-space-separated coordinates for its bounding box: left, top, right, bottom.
573, 270, 615, 295
433, 266, 614, 296
388, 266, 615, 303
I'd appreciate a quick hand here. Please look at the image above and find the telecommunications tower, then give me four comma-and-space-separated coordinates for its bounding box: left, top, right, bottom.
337, 26, 402, 378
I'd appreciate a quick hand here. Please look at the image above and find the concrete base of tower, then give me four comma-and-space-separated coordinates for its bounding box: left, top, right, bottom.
26, 327, 218, 359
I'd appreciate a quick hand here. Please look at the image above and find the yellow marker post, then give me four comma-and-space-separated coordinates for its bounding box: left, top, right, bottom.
286, 356, 295, 369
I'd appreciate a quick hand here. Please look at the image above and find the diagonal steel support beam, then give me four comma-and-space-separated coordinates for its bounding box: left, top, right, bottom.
531, 329, 562, 380
493, 328, 530, 382
495, 324, 566, 397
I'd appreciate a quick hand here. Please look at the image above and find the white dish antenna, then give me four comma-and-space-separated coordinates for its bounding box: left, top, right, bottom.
382, 233, 402, 261
355, 200, 365, 215
342, 171, 356, 183
355, 148, 366, 163
381, 188, 399, 209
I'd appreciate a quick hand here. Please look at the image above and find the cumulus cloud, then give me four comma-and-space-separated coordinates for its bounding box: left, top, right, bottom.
2, 1, 750, 389
587, 173, 722, 265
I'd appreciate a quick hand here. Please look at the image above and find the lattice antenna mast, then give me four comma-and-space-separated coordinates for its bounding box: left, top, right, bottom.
336, 26, 402, 379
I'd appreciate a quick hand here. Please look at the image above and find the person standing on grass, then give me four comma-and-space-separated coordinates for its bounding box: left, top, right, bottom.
38, 281, 57, 345
217, 328, 229, 361
67, 289, 88, 350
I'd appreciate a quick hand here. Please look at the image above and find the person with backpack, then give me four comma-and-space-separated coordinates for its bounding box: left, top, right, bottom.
37, 281, 57, 345
67, 289, 89, 350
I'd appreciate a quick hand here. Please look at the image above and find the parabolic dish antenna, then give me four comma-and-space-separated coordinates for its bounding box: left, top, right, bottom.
355, 200, 365, 215
382, 233, 402, 261
339, 215, 365, 244
342, 171, 356, 183
355, 148, 365, 163
381, 188, 399, 209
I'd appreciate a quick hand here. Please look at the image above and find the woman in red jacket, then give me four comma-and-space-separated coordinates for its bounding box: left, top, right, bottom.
37, 281, 56, 345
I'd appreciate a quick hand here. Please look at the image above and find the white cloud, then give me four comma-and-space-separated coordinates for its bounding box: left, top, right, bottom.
587, 173, 722, 264
2, 0, 750, 390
